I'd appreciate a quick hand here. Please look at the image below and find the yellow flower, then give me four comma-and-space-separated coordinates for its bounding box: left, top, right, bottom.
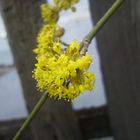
54, 0, 79, 11
41, 0, 79, 24
66, 40, 80, 58
33, 1, 95, 101
33, 37, 95, 100
41, 4, 59, 23
77, 53, 92, 70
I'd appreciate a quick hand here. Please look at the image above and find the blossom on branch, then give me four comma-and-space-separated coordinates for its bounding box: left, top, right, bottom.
33, 0, 95, 100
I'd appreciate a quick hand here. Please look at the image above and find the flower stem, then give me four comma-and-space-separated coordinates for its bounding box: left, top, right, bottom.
12, 92, 48, 140
80, 0, 125, 52
60, 40, 70, 47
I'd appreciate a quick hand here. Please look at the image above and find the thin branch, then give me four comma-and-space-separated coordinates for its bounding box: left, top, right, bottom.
80, 0, 125, 55
12, 92, 48, 140
61, 40, 70, 47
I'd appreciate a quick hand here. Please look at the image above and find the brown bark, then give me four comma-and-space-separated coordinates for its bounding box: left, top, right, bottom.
89, 0, 140, 140
0, 0, 82, 139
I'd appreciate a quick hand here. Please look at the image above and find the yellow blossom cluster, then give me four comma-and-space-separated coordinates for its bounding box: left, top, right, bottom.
33, 0, 95, 100
41, 0, 79, 23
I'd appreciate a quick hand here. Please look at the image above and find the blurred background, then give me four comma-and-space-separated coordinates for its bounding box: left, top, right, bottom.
0, 0, 139, 140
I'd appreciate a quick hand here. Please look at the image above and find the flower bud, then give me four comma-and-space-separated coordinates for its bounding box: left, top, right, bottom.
54, 26, 65, 37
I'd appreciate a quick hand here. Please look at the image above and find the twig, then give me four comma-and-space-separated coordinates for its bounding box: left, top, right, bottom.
12, 93, 48, 140
61, 40, 70, 47
80, 0, 125, 55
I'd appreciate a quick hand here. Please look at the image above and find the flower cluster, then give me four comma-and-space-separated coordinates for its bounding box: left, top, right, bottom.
41, 0, 79, 23
33, 0, 95, 100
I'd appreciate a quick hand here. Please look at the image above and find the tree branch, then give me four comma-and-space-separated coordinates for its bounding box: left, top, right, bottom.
80, 0, 125, 55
